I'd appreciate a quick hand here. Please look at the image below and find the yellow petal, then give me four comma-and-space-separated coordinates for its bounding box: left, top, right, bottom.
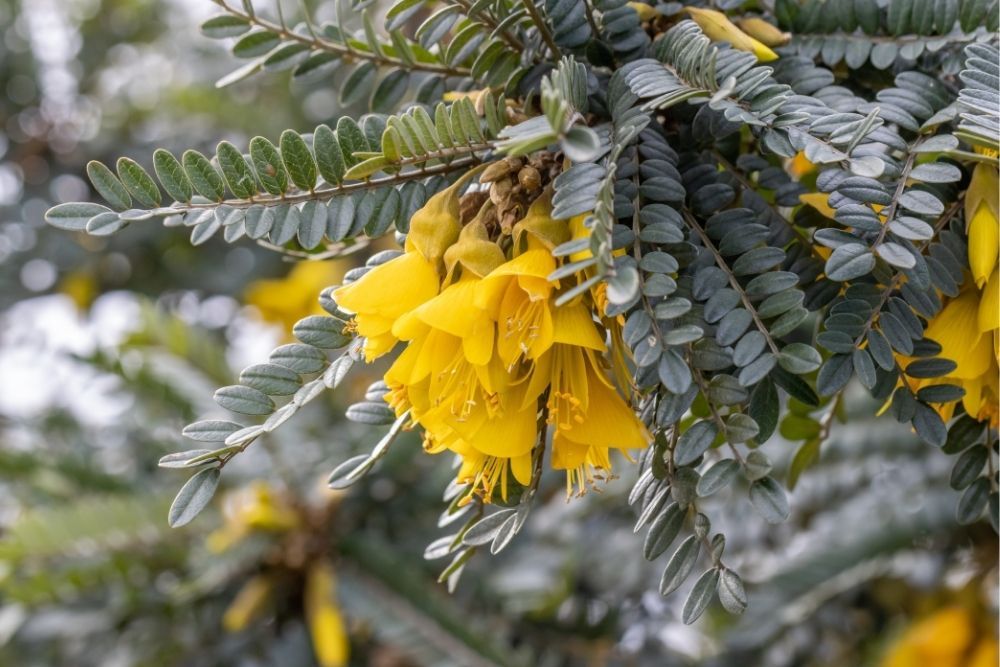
551, 302, 606, 350
925, 289, 993, 379
799, 192, 836, 219
305, 561, 349, 667
405, 165, 487, 263
513, 189, 571, 251
444, 217, 506, 279
222, 575, 274, 632
687, 7, 779, 62
980, 269, 999, 333
510, 452, 534, 485
968, 201, 999, 288
737, 17, 790, 46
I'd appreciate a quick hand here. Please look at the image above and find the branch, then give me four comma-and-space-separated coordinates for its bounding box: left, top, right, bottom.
214, 0, 472, 77
683, 211, 781, 356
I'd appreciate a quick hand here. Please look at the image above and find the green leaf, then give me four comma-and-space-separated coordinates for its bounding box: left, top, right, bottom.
345, 401, 396, 425
341, 62, 378, 106
718, 568, 747, 614
232, 30, 281, 58
216, 141, 257, 199
45, 202, 112, 231
249, 136, 289, 195
950, 445, 987, 490
153, 149, 194, 203
674, 420, 718, 466
214, 384, 275, 415
788, 438, 820, 489
697, 459, 740, 496
660, 536, 701, 596
644, 503, 685, 560
293, 315, 351, 349
201, 14, 251, 38
778, 343, 822, 374
86, 160, 132, 210
239, 363, 303, 396
182, 150, 226, 201
182, 420, 244, 442
825, 243, 875, 281
168, 468, 221, 527
279, 130, 318, 191
116, 158, 161, 208
749, 476, 790, 523
682, 568, 719, 624
314, 124, 346, 185
158, 450, 216, 469
957, 478, 989, 525
270, 343, 327, 373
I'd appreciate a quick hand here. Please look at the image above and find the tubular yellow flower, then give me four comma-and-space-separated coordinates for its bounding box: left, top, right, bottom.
524, 303, 651, 494
686, 7, 779, 62
334, 169, 489, 361
476, 248, 559, 368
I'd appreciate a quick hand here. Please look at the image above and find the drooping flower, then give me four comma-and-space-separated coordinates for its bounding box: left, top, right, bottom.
333, 170, 482, 361
344, 177, 650, 503
523, 303, 651, 495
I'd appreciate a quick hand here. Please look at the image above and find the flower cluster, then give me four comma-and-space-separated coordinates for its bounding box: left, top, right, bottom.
334, 174, 650, 504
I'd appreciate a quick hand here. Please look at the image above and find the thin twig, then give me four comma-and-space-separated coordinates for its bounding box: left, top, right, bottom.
683, 211, 781, 356
520, 0, 560, 57
216, 0, 471, 77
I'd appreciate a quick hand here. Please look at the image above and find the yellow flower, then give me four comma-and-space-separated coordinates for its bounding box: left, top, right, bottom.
881, 606, 990, 667
476, 248, 559, 368
524, 303, 651, 495
246, 260, 346, 335
360, 182, 650, 503
966, 162, 999, 288
334, 170, 485, 361
223, 574, 274, 632
304, 560, 350, 667
686, 7, 779, 62
208, 482, 302, 552
334, 251, 441, 361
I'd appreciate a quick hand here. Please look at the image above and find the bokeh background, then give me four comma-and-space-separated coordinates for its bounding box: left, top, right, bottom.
0, 1, 996, 665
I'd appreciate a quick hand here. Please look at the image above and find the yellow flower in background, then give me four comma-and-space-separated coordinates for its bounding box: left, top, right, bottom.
246, 260, 346, 335
214, 483, 349, 667
59, 268, 99, 312
686, 7, 779, 62
881, 606, 998, 667
223, 574, 274, 632
208, 482, 301, 553
304, 560, 349, 667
